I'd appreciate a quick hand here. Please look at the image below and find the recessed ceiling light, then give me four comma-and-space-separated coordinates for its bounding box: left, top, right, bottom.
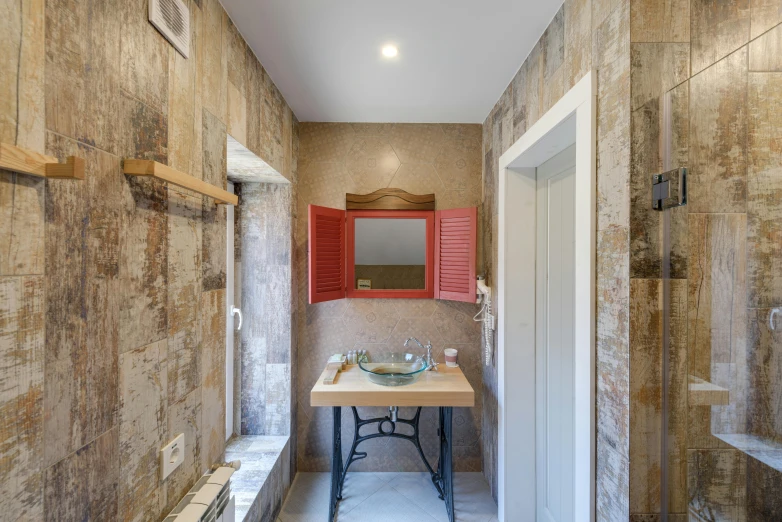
382, 45, 398, 58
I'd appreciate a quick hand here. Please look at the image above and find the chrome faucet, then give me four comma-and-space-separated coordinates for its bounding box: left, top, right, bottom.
405, 337, 438, 371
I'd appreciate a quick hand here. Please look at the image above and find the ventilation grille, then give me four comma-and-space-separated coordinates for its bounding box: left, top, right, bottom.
314, 214, 344, 295
149, 0, 190, 58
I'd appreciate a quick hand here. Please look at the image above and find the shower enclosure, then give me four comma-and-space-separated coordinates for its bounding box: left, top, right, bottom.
649, 76, 782, 520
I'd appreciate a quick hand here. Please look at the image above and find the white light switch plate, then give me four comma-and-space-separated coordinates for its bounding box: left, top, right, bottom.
160, 433, 185, 481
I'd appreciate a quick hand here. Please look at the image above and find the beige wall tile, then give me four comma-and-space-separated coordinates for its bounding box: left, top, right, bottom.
691, 0, 750, 74
630, 0, 690, 43
749, 23, 782, 72
689, 48, 748, 213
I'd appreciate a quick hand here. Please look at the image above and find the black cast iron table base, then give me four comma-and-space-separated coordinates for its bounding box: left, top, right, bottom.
328, 406, 454, 522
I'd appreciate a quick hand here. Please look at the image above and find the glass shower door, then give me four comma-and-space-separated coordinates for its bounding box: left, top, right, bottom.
658, 77, 782, 520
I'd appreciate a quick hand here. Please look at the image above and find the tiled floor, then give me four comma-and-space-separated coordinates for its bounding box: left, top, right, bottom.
278, 472, 498, 522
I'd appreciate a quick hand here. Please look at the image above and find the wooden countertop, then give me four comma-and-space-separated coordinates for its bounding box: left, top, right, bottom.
310, 364, 475, 407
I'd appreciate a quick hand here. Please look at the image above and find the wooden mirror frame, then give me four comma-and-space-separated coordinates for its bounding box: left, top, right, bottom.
346, 209, 435, 299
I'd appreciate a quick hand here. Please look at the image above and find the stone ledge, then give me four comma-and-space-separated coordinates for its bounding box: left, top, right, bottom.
224, 435, 291, 522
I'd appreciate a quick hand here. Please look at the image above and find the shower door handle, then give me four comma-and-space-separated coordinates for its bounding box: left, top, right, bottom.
231, 306, 243, 331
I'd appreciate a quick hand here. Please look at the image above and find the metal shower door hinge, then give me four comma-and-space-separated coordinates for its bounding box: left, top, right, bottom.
652, 168, 687, 211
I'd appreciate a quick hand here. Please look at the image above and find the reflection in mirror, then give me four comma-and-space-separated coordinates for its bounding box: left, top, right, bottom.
354, 218, 426, 290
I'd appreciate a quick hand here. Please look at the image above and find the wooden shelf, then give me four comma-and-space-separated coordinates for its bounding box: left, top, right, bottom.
123, 159, 238, 205
0, 142, 84, 179
689, 375, 730, 406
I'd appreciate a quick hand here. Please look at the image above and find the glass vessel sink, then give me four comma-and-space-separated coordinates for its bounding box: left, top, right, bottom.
358, 352, 428, 386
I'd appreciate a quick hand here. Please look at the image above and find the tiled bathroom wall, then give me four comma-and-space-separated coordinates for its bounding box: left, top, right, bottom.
0, 0, 297, 519
629, 0, 782, 520
295, 122, 484, 472
481, 0, 633, 518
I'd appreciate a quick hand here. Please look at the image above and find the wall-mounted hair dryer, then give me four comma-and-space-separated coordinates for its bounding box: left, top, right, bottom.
474, 276, 495, 366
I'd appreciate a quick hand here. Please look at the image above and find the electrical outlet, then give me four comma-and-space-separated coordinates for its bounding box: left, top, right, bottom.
160, 433, 185, 481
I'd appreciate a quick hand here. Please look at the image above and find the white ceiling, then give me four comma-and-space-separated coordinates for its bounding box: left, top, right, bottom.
219, 0, 563, 123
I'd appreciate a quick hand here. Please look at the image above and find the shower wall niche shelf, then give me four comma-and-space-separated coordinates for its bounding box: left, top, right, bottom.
123, 159, 238, 205
0, 142, 85, 179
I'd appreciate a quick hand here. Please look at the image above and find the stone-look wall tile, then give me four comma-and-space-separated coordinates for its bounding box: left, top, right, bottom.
350, 123, 394, 137
689, 48, 748, 214
432, 300, 481, 345
747, 456, 782, 519
596, 227, 630, 459
228, 81, 248, 146
749, 24, 782, 72
592, 0, 622, 30
343, 299, 400, 344
265, 363, 291, 436
630, 0, 690, 43
596, 434, 630, 522
750, 0, 782, 39
0, 173, 45, 275
687, 214, 748, 448
201, 289, 226, 471
224, 14, 247, 99
199, 0, 227, 124
629, 279, 688, 515
163, 389, 202, 516
0, 276, 44, 520
202, 110, 227, 291
299, 123, 355, 165
541, 7, 566, 115
441, 124, 482, 141
345, 138, 401, 189
45, 0, 122, 155
168, 0, 202, 180
389, 164, 446, 197
629, 279, 662, 514
120, 0, 169, 114
434, 138, 483, 192
121, 91, 169, 164
246, 52, 263, 158
118, 339, 167, 522
44, 134, 121, 467
747, 308, 782, 439
594, 1, 631, 231
691, 0, 750, 74
44, 428, 120, 521
168, 190, 202, 404
688, 449, 747, 521
747, 72, 782, 309
564, 0, 593, 90
119, 160, 168, 356
630, 44, 689, 111
262, 78, 287, 174
0, 0, 45, 149
388, 123, 446, 164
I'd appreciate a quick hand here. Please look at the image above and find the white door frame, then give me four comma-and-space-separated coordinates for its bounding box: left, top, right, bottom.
497, 71, 596, 522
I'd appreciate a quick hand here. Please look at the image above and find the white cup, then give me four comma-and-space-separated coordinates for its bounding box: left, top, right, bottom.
444, 348, 458, 367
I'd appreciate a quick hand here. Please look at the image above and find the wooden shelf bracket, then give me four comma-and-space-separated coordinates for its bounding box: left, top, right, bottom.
0, 142, 85, 179
122, 159, 238, 205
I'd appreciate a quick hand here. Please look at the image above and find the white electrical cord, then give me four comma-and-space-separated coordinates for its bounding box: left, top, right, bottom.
474, 278, 494, 366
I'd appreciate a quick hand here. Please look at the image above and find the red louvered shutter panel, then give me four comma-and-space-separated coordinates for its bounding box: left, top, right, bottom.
434, 207, 477, 302
308, 205, 346, 304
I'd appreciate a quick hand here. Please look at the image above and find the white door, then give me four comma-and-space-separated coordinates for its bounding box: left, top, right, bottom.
535, 145, 576, 522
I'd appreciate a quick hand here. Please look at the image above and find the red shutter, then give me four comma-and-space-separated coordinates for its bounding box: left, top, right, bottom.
434, 207, 477, 302
308, 205, 346, 304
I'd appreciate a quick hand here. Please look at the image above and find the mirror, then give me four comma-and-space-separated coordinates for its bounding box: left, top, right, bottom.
354, 218, 427, 290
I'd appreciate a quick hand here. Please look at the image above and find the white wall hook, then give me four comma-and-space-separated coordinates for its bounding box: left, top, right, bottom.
771, 308, 780, 331
231, 306, 243, 331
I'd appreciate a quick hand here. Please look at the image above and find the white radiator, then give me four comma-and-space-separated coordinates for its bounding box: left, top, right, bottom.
163, 466, 236, 522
